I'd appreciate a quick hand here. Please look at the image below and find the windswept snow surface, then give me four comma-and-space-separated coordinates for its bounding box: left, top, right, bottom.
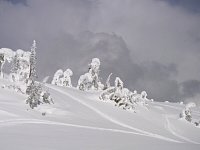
0, 79, 200, 150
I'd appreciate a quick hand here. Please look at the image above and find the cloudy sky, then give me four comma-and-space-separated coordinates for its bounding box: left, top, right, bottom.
0, 0, 200, 103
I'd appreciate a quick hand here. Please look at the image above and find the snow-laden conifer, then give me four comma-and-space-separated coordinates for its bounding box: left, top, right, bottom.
61, 69, 73, 87
0, 48, 14, 78
26, 40, 53, 109
51, 69, 63, 86
26, 81, 43, 109
180, 102, 196, 122
77, 58, 103, 91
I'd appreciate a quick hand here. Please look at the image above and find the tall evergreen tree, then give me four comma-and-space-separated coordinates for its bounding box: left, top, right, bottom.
26, 40, 53, 109
29, 40, 37, 81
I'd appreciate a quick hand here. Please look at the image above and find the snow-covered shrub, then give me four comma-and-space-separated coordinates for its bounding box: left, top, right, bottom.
127, 90, 148, 106
61, 69, 73, 87
26, 81, 53, 109
77, 58, 104, 91
100, 77, 150, 111
180, 102, 196, 122
180, 101, 184, 105
100, 77, 135, 110
41, 90, 54, 104
116, 88, 135, 110
194, 121, 200, 126
51, 69, 63, 86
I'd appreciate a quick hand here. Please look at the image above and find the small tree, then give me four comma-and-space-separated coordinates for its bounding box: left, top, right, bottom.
26, 81, 42, 109
100, 77, 134, 110
42, 90, 54, 104
77, 58, 104, 91
61, 69, 73, 87
180, 102, 196, 122
51, 69, 63, 86
111, 77, 124, 104
133, 91, 148, 106
26, 81, 53, 109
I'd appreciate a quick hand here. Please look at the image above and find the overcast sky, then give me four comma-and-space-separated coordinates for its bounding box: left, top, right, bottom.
0, 0, 200, 103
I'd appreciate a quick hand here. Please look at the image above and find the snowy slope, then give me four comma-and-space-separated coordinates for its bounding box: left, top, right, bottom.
0, 78, 200, 150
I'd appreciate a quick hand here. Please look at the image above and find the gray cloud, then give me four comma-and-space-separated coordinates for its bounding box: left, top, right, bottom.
180, 80, 200, 98
0, 0, 200, 103
161, 0, 200, 13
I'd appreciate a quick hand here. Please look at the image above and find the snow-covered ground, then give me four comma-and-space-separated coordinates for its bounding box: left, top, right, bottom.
0, 78, 200, 150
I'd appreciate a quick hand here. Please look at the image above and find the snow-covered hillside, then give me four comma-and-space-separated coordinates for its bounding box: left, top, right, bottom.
0, 78, 200, 150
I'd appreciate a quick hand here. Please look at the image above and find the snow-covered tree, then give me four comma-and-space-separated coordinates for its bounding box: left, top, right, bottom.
26, 81, 53, 109
0, 48, 14, 78
41, 90, 54, 104
77, 58, 104, 91
29, 40, 37, 81
51, 69, 63, 86
10, 52, 20, 82
25, 40, 53, 109
9, 49, 31, 83
132, 91, 148, 106
194, 121, 200, 126
11, 53, 19, 74
61, 69, 73, 87
26, 81, 43, 109
0, 52, 5, 78
100, 77, 134, 110
100, 77, 149, 111
180, 102, 196, 122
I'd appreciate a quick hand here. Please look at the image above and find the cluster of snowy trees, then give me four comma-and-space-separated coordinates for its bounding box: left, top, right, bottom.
180, 102, 200, 126
51, 57, 149, 111
51, 69, 73, 87
1, 42, 150, 112
2, 41, 200, 121
51, 58, 104, 91
0, 40, 53, 109
99, 77, 148, 110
